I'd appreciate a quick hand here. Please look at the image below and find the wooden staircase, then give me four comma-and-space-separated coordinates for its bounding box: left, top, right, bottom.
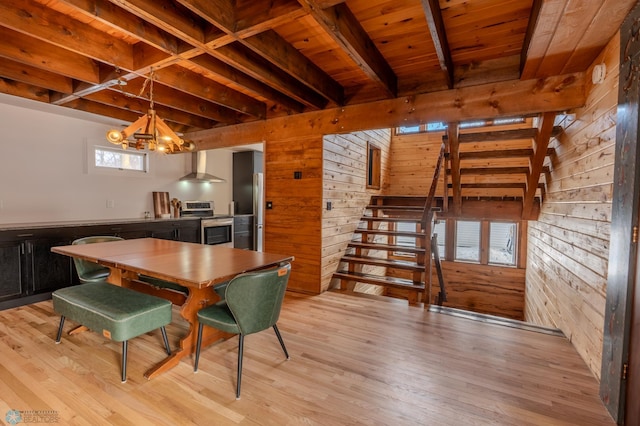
333, 196, 429, 305
333, 142, 447, 306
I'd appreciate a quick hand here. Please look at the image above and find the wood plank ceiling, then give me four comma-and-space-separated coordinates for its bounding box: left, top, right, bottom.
0, 0, 632, 132
0, 0, 634, 209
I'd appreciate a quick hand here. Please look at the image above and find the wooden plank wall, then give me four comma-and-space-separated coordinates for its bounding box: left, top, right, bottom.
525, 33, 619, 380
389, 130, 445, 196
435, 262, 525, 320
264, 135, 324, 293
321, 129, 392, 292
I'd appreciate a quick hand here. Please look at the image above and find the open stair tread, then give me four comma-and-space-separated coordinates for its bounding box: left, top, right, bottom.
334, 270, 425, 290
348, 242, 426, 254
365, 205, 425, 211
354, 228, 425, 238
361, 217, 422, 223
341, 254, 425, 271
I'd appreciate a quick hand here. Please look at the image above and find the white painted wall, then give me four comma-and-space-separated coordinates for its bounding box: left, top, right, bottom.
0, 94, 237, 224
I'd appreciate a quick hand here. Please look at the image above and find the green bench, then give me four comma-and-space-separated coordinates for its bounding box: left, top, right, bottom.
52, 283, 172, 383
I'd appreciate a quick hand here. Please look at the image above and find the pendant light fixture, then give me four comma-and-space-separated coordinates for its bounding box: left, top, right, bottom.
105, 70, 195, 153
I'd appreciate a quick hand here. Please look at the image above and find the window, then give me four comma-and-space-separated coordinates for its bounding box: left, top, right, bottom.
396, 117, 526, 135
489, 222, 517, 266
95, 146, 148, 172
367, 142, 381, 189
455, 220, 481, 262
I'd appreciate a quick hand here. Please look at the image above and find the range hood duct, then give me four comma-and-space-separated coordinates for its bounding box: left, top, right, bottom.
180, 151, 225, 183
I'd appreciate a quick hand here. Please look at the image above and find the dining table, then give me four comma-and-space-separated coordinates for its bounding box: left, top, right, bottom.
51, 237, 294, 379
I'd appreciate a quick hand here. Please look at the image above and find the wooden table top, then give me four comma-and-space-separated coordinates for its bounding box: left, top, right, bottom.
52, 238, 294, 289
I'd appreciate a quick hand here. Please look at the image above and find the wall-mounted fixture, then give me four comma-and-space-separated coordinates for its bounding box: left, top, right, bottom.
105, 70, 195, 153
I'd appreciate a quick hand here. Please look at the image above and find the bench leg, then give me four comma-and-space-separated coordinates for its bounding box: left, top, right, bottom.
160, 326, 171, 355
122, 341, 128, 383
55, 316, 66, 343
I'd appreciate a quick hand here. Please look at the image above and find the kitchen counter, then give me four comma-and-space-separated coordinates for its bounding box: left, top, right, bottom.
0, 216, 201, 232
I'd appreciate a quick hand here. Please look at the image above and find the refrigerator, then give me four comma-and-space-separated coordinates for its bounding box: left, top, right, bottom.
253, 173, 264, 252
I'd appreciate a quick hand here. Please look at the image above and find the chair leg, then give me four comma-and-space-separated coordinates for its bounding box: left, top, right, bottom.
55, 316, 66, 343
160, 326, 171, 355
236, 334, 244, 400
121, 340, 128, 383
194, 323, 204, 372
273, 324, 290, 360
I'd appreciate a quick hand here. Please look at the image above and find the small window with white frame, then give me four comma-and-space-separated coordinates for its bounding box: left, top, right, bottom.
94, 145, 148, 172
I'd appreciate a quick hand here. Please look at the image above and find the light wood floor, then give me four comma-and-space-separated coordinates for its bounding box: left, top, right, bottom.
0, 291, 614, 425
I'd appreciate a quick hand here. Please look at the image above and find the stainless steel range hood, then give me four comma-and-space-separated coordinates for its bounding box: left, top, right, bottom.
180, 151, 226, 183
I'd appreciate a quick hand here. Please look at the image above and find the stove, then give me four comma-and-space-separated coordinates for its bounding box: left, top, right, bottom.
180, 200, 234, 246
180, 200, 215, 218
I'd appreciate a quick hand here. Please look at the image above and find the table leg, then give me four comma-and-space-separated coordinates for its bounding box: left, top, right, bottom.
144, 286, 231, 379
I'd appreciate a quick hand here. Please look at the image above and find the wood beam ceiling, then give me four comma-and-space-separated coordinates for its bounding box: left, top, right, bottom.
421, 0, 454, 89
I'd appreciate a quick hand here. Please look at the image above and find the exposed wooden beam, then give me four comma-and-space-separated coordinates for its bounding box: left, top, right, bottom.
421, 0, 454, 89
235, 0, 307, 37
243, 30, 344, 105
113, 0, 210, 45
214, 43, 329, 109
59, 0, 185, 55
190, 72, 587, 148
188, 55, 305, 113
0, 78, 50, 103
176, 0, 235, 32
85, 89, 218, 129
522, 112, 556, 218
520, 0, 543, 78
178, 0, 340, 109
0, 58, 73, 94
0, 26, 100, 84
64, 98, 144, 123
448, 124, 461, 215
0, 0, 135, 70
123, 77, 244, 124
302, 1, 397, 98
153, 66, 266, 118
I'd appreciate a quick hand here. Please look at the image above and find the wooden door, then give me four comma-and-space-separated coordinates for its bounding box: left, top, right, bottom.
601, 3, 640, 422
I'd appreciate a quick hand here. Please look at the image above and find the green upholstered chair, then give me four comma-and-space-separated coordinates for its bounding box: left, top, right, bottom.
194, 263, 291, 399
71, 236, 123, 283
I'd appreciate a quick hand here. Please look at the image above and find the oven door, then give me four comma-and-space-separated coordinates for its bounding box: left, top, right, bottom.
201, 219, 234, 247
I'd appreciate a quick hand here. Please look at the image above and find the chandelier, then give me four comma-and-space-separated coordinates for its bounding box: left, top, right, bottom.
105, 70, 195, 153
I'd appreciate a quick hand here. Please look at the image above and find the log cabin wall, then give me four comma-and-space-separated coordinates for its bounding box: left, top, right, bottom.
322, 129, 392, 293
264, 135, 324, 294
524, 33, 619, 380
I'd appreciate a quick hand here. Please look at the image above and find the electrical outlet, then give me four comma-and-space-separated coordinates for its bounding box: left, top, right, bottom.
106, 199, 115, 208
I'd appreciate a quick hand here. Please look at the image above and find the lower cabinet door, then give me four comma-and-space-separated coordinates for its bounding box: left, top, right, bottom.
0, 241, 24, 301
28, 239, 74, 294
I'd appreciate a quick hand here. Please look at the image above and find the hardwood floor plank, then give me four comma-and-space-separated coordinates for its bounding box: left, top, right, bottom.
0, 291, 613, 425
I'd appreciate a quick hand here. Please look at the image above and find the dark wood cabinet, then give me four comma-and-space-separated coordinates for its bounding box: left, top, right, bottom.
0, 218, 202, 310
0, 240, 24, 302
150, 220, 200, 243
0, 231, 75, 310
234, 215, 254, 250
28, 238, 74, 294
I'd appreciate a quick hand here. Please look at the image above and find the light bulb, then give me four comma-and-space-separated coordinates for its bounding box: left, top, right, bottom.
106, 129, 124, 144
